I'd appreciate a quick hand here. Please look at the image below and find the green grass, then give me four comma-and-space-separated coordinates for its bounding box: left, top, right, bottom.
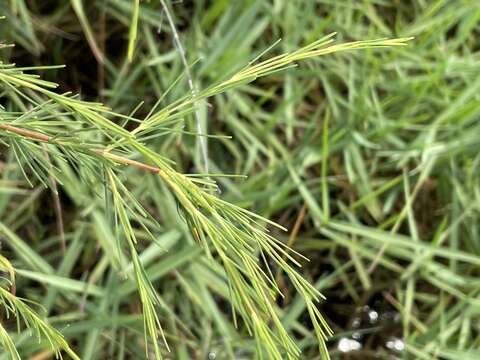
1, 1, 480, 359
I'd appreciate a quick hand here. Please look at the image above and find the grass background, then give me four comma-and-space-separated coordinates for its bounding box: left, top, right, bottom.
1, 0, 480, 359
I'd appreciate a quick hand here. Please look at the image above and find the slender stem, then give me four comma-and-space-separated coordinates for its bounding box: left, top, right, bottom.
94, 149, 160, 173
0, 124, 161, 174
42, 144, 66, 253
0, 124, 50, 141
159, 0, 209, 174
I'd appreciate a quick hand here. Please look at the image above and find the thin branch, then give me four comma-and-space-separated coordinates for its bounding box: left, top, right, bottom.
42, 144, 66, 253
159, 0, 209, 174
96, 149, 160, 173
0, 124, 50, 141
0, 124, 161, 174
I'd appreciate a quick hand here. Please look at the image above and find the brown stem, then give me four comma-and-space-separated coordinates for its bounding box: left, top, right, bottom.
0, 124, 50, 141
0, 123, 161, 174
42, 144, 66, 253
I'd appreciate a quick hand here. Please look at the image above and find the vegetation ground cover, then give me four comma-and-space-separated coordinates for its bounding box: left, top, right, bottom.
0, 1, 479, 359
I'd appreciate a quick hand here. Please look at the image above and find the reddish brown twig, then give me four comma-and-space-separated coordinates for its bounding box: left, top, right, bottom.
0, 123, 161, 174
0, 124, 50, 141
